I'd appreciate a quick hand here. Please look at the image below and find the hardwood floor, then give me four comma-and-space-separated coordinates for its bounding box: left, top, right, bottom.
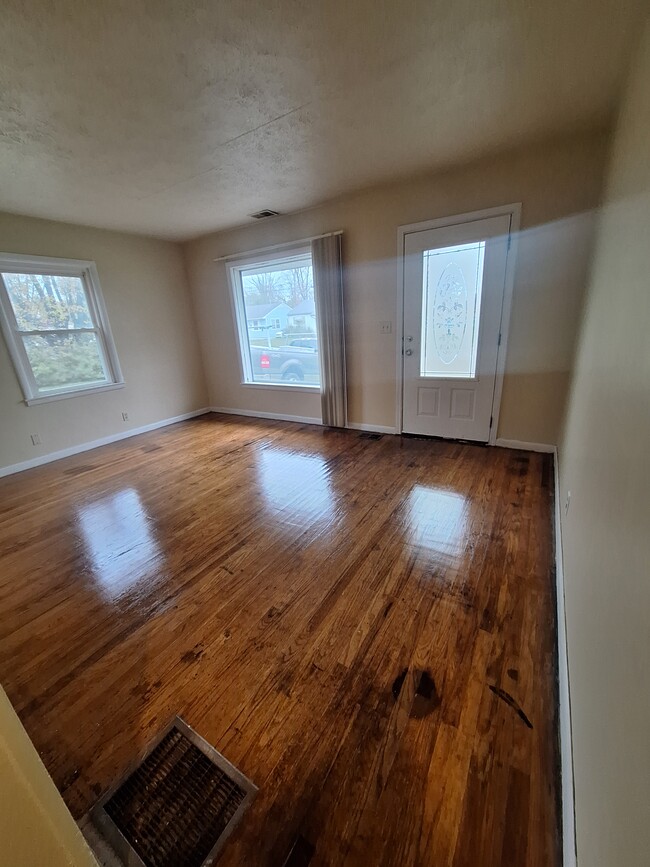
0, 413, 560, 866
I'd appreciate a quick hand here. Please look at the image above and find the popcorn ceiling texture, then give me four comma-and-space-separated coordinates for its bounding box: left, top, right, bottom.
0, 0, 645, 240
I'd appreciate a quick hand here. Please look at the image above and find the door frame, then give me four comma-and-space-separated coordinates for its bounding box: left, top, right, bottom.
395, 203, 521, 444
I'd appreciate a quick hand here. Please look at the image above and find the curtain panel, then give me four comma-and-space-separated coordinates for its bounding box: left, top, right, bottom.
312, 234, 347, 428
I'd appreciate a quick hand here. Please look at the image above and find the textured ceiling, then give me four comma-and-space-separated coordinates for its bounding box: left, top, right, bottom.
0, 0, 645, 240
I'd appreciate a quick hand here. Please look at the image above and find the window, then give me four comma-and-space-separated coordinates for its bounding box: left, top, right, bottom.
420, 241, 485, 378
0, 253, 123, 404
229, 247, 320, 388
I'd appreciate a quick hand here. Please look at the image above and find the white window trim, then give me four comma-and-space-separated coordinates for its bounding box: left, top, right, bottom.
0, 252, 124, 405
227, 245, 317, 388
240, 382, 320, 393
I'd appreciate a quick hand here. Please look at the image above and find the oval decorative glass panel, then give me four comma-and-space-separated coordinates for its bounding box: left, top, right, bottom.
433, 262, 467, 364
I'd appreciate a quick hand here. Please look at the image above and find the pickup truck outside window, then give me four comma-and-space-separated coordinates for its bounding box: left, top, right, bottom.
228, 248, 321, 388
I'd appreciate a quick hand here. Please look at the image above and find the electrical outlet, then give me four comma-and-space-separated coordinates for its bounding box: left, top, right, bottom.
30, 433, 41, 446
122, 411, 129, 422
380, 321, 392, 334
565, 490, 571, 516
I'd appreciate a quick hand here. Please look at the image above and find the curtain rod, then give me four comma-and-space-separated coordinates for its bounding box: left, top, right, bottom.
213, 230, 343, 263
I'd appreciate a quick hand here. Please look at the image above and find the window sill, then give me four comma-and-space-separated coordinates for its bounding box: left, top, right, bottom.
240, 382, 320, 394
25, 381, 125, 406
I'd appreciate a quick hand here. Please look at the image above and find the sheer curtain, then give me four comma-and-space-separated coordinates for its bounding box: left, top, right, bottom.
312, 234, 347, 428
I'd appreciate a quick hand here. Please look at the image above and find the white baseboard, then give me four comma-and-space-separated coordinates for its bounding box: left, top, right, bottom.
0, 408, 211, 478
210, 406, 322, 426
553, 447, 577, 867
495, 437, 556, 453
209, 408, 398, 435
346, 421, 398, 435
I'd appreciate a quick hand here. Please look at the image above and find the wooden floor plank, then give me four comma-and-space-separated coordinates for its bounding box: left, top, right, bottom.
0, 413, 560, 866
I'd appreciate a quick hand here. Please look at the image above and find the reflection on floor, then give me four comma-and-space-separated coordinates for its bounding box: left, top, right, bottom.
0, 413, 559, 867
77, 488, 165, 601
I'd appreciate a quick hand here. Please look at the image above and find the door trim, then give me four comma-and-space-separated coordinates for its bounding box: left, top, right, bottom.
395, 203, 521, 443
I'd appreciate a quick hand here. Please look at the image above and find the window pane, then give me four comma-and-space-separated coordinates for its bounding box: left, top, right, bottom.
2, 272, 94, 330
420, 241, 485, 378
238, 255, 321, 387
22, 332, 108, 391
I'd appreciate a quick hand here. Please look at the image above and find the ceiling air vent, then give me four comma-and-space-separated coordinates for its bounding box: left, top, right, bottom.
250, 209, 280, 219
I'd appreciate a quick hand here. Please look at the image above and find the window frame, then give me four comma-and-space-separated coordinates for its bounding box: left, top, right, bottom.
227, 245, 320, 392
0, 252, 124, 405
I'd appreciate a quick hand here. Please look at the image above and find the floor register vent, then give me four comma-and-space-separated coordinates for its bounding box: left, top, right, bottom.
91, 716, 257, 867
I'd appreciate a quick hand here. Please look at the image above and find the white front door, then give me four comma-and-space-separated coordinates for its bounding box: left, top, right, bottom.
401, 212, 512, 442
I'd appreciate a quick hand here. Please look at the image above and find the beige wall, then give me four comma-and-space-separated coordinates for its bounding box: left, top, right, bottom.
0, 685, 97, 866
0, 213, 208, 471
558, 20, 650, 867
184, 130, 608, 442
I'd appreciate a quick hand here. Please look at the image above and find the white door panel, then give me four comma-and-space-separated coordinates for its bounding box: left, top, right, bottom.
401, 214, 511, 441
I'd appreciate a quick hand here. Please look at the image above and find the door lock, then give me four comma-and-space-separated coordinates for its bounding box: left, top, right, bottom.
404, 348, 413, 356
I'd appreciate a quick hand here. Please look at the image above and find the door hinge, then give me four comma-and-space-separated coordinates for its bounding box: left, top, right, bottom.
497, 332, 502, 346
507, 235, 512, 251
489, 415, 493, 429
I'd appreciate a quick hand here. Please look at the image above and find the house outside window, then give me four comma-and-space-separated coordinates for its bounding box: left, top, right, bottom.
229, 247, 320, 388
286, 299, 317, 334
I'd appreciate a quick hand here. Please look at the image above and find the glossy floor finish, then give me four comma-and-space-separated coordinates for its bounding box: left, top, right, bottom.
0, 414, 560, 866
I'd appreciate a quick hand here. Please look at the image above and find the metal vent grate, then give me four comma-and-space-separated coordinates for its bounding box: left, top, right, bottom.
91, 717, 257, 867
250, 209, 280, 219
359, 432, 382, 440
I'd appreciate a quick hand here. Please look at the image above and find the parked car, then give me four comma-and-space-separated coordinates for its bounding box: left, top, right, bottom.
288, 337, 318, 350
249, 341, 320, 383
